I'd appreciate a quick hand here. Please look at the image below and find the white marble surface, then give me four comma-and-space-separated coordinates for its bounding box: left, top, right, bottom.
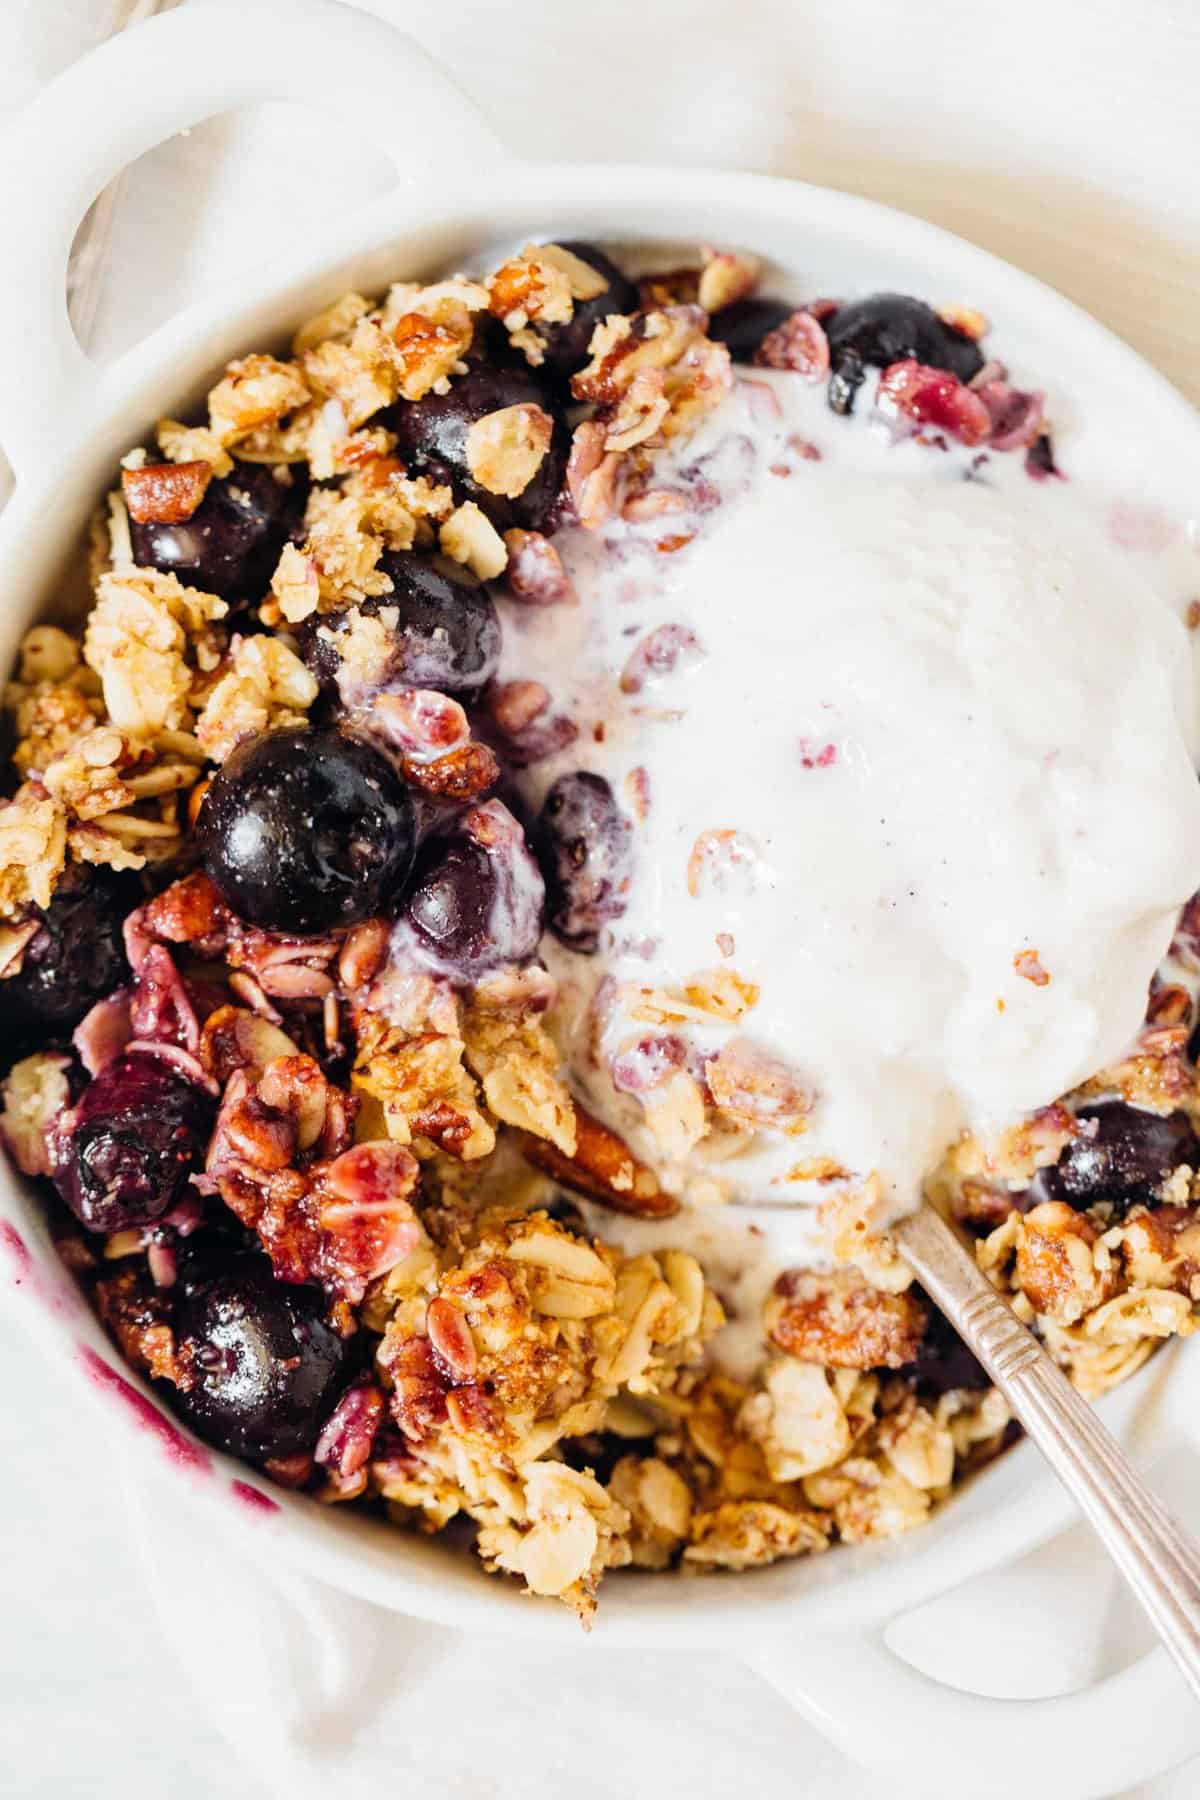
3, 0, 1200, 1794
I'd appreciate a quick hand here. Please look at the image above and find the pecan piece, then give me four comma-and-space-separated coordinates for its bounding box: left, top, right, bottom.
1014, 1200, 1116, 1324
521, 1103, 678, 1218
767, 1269, 929, 1370
121, 459, 213, 524
315, 1381, 385, 1478
95, 1267, 189, 1387
402, 739, 499, 801
502, 530, 574, 605
140, 871, 230, 953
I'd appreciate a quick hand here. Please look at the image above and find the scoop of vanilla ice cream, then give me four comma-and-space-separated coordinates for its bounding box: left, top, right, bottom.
510, 441, 1200, 1227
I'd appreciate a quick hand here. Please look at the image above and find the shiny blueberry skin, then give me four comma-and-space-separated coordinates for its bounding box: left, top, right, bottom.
128, 459, 305, 606
0, 873, 131, 1038
533, 241, 640, 380
537, 771, 634, 953
403, 822, 544, 982
171, 1257, 351, 1461
390, 365, 569, 533
53, 1052, 214, 1235
707, 297, 797, 363
824, 293, 985, 415
200, 728, 416, 935
1038, 1102, 1200, 1217
303, 552, 501, 700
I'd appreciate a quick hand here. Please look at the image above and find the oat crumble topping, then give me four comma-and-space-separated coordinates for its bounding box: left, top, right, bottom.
2, 239, 1197, 1625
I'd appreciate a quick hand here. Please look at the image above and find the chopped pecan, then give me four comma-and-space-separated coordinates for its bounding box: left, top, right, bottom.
402, 739, 499, 802
753, 310, 830, 380
705, 1037, 811, 1133
95, 1267, 189, 1387
352, 1018, 495, 1162
384, 1332, 449, 1439
314, 1381, 385, 1478
502, 530, 575, 605
521, 1103, 677, 1218
565, 420, 620, 529
371, 689, 469, 762
487, 242, 604, 331
121, 460, 213, 524
1013, 947, 1050, 987
208, 353, 309, 441
572, 307, 703, 406
875, 359, 992, 447
486, 682, 578, 768
139, 871, 230, 954
619, 623, 704, 694
490, 679, 550, 737
1014, 1200, 1117, 1325
768, 1269, 929, 1370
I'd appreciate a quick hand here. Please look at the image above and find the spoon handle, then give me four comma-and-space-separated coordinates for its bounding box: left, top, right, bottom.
895, 1202, 1200, 1699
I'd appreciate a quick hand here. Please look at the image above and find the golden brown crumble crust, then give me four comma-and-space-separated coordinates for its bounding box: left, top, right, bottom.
2, 238, 1199, 1623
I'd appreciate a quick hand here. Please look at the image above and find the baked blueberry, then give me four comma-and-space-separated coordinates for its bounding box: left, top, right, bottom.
824, 293, 984, 415
900, 1302, 990, 1398
532, 241, 639, 380
199, 728, 416, 935
1038, 1102, 1200, 1217
390, 365, 568, 533
172, 1257, 351, 1461
53, 1051, 214, 1235
536, 771, 635, 953
0, 872, 131, 1038
707, 297, 797, 363
128, 459, 305, 606
402, 805, 545, 981
303, 551, 501, 700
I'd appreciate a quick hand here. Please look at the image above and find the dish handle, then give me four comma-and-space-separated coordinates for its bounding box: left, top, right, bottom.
750, 1615, 1200, 1798
0, 0, 507, 481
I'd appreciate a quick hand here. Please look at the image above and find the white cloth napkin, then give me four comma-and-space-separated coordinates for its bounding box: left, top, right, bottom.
4, 1, 1200, 1795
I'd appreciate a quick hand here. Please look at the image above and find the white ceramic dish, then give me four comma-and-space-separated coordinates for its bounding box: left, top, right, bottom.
2, 4, 1200, 1793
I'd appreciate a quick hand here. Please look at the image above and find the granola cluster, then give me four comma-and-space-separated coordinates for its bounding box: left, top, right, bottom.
0, 234, 1195, 1623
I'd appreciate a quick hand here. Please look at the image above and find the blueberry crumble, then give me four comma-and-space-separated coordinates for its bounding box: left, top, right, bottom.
2, 241, 1200, 1623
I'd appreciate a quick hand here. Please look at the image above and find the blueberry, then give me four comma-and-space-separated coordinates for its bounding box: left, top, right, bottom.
900, 1301, 990, 1398
128, 459, 305, 606
707, 297, 797, 363
539, 1194, 589, 1237
199, 728, 416, 935
532, 241, 639, 380
53, 1051, 214, 1235
171, 1257, 351, 1461
303, 552, 501, 700
824, 293, 984, 415
390, 365, 568, 532
402, 806, 545, 981
1038, 1102, 1200, 1217
0, 872, 132, 1038
537, 772, 634, 953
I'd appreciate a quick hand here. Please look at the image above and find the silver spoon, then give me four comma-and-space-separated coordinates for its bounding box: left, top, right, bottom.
734, 1197, 1200, 1695
895, 1202, 1200, 1696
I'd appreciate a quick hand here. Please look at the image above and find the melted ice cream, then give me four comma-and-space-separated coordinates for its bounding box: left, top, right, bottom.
502, 372, 1200, 1302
